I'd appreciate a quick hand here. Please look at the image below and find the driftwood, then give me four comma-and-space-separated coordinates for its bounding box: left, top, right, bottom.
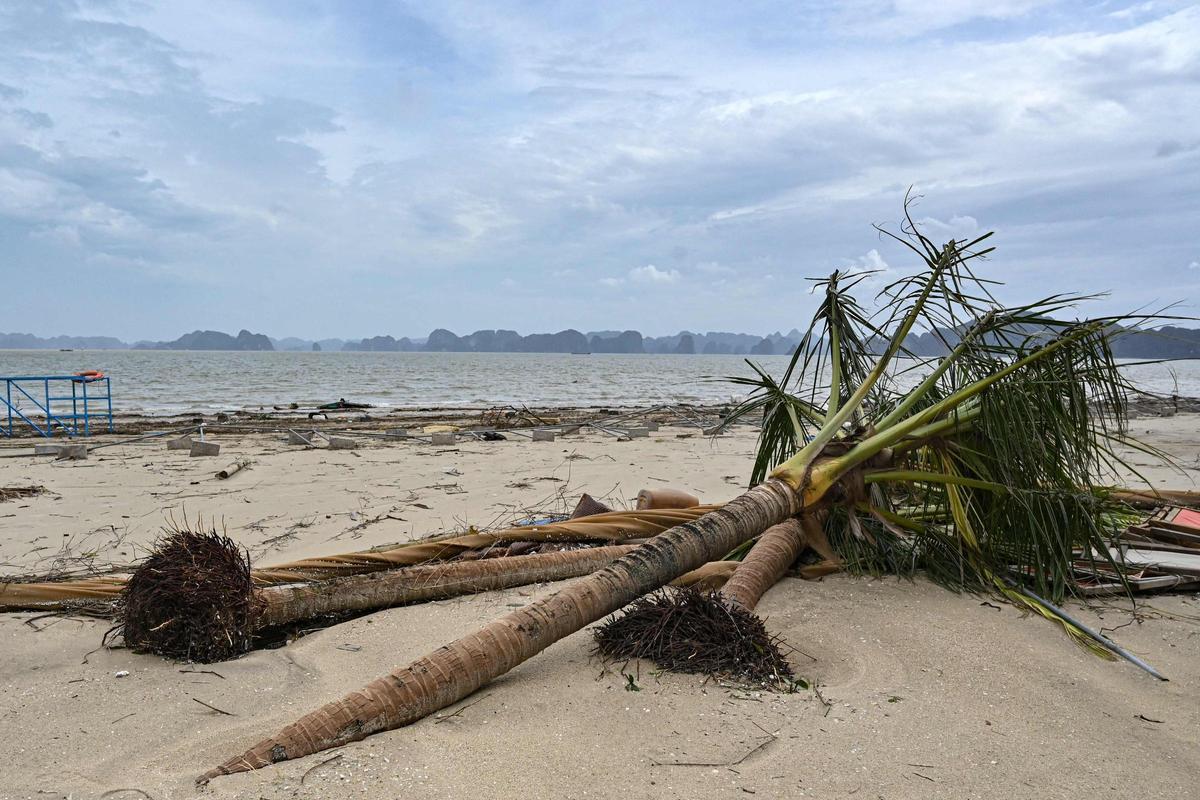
215, 460, 251, 480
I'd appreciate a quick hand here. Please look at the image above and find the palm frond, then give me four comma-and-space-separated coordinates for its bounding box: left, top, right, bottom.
726, 193, 1187, 635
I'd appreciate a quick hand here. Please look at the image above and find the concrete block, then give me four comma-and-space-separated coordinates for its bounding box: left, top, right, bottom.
34, 443, 60, 456
431, 432, 457, 446
532, 429, 556, 442
286, 430, 314, 446
56, 444, 88, 460
189, 441, 221, 457
644, 421, 660, 432
166, 436, 193, 451
625, 427, 650, 438
328, 436, 358, 450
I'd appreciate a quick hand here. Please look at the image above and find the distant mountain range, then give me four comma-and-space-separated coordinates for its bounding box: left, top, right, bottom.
4, 325, 1200, 359
131, 329, 274, 351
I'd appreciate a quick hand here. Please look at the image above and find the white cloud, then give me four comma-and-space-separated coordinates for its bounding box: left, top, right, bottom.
629, 264, 681, 284
917, 215, 980, 242
1189, 260, 1200, 270
850, 249, 890, 271
0, 2, 1197, 337
836, 0, 1055, 38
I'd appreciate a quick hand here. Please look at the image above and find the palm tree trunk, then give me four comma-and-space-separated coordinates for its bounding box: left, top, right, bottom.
254, 545, 639, 629
199, 478, 803, 781
257, 545, 742, 629
719, 516, 810, 610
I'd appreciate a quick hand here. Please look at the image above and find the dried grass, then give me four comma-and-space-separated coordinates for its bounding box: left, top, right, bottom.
0, 485, 44, 503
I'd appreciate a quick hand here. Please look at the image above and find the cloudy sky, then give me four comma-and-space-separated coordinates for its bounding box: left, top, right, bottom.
1, 1, 1198, 340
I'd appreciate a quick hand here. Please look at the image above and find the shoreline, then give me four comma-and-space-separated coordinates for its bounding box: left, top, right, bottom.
0, 402, 734, 443
2, 392, 1197, 443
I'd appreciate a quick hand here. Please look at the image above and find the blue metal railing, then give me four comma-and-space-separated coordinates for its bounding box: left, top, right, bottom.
1, 375, 114, 438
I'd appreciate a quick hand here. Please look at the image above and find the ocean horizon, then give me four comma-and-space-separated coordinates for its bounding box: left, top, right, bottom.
1, 348, 1195, 417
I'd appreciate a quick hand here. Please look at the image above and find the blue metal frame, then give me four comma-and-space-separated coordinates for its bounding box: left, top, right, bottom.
1, 375, 114, 438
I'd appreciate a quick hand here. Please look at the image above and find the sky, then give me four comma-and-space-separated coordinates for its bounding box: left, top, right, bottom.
1, 0, 1198, 341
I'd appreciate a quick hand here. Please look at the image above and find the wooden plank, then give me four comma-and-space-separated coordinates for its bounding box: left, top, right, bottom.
1145, 521, 1200, 543
1111, 547, 1200, 577
1126, 524, 1200, 549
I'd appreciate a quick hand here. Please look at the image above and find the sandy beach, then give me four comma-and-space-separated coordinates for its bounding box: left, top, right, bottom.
2, 413, 1199, 799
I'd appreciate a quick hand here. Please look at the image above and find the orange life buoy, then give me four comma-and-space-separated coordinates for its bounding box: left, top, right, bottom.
73, 370, 105, 381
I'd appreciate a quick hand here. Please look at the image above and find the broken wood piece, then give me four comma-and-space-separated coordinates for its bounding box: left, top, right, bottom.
216, 461, 250, 480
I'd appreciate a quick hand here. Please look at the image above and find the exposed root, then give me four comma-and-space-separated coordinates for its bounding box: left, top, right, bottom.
593, 587, 793, 688
117, 527, 261, 663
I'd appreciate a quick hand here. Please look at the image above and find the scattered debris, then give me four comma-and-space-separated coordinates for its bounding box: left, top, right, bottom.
636, 487, 700, 510
433, 693, 491, 724
0, 485, 44, 503
300, 753, 344, 785
1073, 505, 1200, 595
193, 697, 236, 716
215, 460, 252, 480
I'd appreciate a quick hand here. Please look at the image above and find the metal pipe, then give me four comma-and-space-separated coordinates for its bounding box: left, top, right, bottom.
1012, 581, 1167, 681
87, 426, 201, 451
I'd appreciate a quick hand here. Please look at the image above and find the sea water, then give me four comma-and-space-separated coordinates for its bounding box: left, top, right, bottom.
0, 350, 1195, 416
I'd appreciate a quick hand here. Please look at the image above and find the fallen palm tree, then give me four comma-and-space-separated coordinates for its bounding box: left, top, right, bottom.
117, 525, 738, 662
199, 202, 1177, 781
0, 506, 718, 610
118, 528, 638, 662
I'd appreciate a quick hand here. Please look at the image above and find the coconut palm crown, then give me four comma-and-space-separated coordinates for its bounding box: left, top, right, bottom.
719, 197, 1177, 650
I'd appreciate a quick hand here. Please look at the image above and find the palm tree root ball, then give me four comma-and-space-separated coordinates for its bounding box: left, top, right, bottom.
593, 587, 794, 688
118, 528, 261, 663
